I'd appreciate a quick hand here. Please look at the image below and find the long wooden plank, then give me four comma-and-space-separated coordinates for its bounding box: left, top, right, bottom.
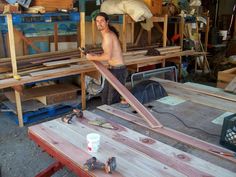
43, 58, 81, 67
7, 14, 18, 76
225, 76, 236, 93
92, 61, 162, 128
151, 78, 236, 112
82, 111, 236, 177
153, 78, 236, 102
98, 105, 236, 164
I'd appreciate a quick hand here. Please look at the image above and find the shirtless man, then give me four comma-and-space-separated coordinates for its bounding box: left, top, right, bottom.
86, 12, 127, 105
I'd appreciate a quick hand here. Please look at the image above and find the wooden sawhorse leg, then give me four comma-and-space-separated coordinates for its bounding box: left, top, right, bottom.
35, 161, 64, 177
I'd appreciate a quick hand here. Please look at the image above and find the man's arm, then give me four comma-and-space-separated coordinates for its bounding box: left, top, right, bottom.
86, 33, 112, 61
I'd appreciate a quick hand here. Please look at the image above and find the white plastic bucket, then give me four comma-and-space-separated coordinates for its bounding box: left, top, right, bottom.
219, 30, 228, 40
86, 133, 100, 153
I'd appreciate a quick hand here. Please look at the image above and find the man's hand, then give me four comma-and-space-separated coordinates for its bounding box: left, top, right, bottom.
86, 53, 93, 60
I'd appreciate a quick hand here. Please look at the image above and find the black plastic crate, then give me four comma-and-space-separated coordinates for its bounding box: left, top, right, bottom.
220, 113, 236, 152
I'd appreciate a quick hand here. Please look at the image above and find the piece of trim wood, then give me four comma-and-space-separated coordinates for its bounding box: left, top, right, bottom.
152, 78, 236, 103
92, 61, 162, 128
7, 14, 18, 76
150, 78, 236, 113
98, 105, 236, 164
225, 76, 236, 93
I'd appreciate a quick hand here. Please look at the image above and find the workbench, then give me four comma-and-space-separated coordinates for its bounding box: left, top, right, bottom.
28, 110, 236, 177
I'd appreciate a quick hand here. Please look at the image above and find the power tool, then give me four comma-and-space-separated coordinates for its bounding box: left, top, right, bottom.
83, 157, 117, 174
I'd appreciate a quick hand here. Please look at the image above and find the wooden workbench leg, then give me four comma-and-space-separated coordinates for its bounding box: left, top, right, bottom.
35, 161, 64, 177
14, 90, 24, 127
54, 23, 58, 51
122, 15, 127, 52
163, 14, 168, 47
81, 73, 86, 110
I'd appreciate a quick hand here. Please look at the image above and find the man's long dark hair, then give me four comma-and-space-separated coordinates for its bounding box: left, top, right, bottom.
95, 12, 119, 38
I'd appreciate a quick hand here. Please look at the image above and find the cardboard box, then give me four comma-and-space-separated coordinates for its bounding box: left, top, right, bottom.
143, 0, 162, 15
30, 0, 73, 12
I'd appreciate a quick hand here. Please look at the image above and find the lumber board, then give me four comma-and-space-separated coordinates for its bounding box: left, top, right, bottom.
151, 78, 236, 112
0, 48, 80, 63
92, 61, 162, 128
29, 112, 236, 176
43, 58, 81, 67
83, 111, 235, 177
225, 76, 236, 93
98, 105, 236, 164
29, 126, 124, 177
43, 46, 182, 67
161, 79, 236, 102
185, 82, 236, 98
7, 14, 18, 76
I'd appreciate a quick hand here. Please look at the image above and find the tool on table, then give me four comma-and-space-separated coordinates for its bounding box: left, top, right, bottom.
61, 109, 83, 124
88, 120, 114, 129
209, 150, 236, 158
84, 157, 116, 174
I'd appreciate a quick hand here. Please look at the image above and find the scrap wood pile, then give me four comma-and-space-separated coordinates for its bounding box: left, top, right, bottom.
0, 48, 82, 79
0, 46, 185, 80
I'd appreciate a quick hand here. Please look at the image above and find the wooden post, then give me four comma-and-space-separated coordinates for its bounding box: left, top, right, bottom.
204, 17, 210, 52
77, 23, 80, 47
54, 23, 58, 51
81, 73, 86, 110
148, 30, 151, 45
134, 28, 143, 46
7, 14, 24, 127
92, 19, 97, 47
131, 21, 135, 44
174, 23, 178, 34
179, 16, 184, 49
234, 14, 236, 39
122, 15, 127, 52
80, 12, 86, 53
79, 0, 86, 53
15, 90, 24, 127
7, 14, 18, 77
163, 14, 168, 47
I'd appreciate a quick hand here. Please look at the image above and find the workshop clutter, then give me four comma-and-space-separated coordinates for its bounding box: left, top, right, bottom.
100, 0, 153, 22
